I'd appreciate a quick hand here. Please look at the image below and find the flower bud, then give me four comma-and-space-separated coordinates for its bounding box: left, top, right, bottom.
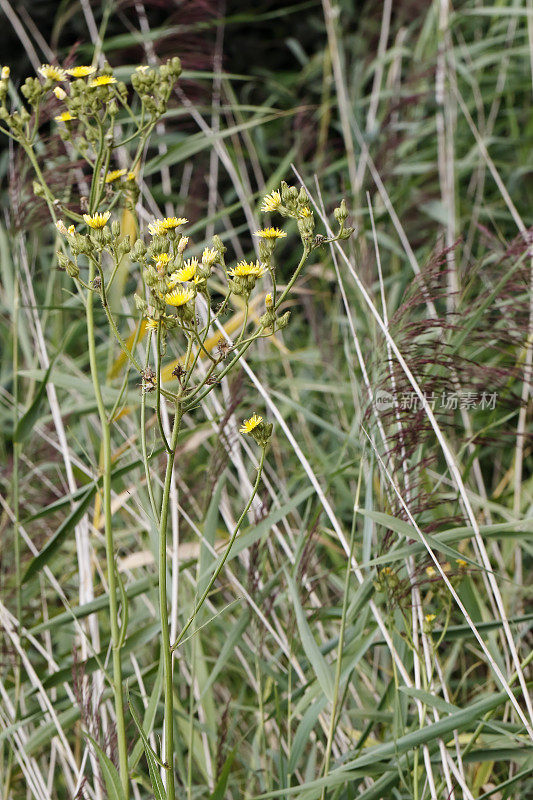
111, 220, 121, 238
53, 86, 66, 100
1, 66, 10, 80
134, 293, 148, 313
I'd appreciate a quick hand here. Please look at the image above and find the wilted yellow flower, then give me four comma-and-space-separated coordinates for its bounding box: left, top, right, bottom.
66, 66, 97, 78
265, 292, 273, 308
1, 66, 10, 81
145, 317, 159, 330
55, 220, 68, 235
136, 65, 150, 73
83, 211, 111, 229
67, 225, 75, 235
255, 227, 286, 239
228, 260, 266, 278
165, 287, 195, 307
105, 169, 127, 184
260, 190, 281, 213
240, 414, 263, 434
53, 87, 67, 100
38, 64, 66, 81
153, 253, 171, 270
88, 75, 117, 88
148, 217, 188, 236
201, 247, 218, 267
177, 236, 189, 253
54, 111, 75, 122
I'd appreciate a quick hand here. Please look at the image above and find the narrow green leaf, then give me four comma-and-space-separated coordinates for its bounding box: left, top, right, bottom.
13, 357, 56, 444
286, 572, 334, 701
22, 486, 95, 583
86, 734, 126, 800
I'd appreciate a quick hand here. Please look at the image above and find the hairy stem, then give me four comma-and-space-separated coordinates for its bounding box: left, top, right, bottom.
86, 260, 129, 799
159, 403, 182, 799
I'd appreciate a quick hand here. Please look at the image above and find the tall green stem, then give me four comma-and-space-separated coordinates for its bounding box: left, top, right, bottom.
159, 403, 182, 799
86, 261, 129, 799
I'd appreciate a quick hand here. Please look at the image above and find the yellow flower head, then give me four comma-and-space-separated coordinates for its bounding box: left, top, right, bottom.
425, 566, 436, 577
67, 225, 76, 235
145, 317, 159, 330
1, 66, 10, 81
38, 64, 66, 81
53, 87, 67, 100
165, 288, 195, 307
299, 206, 312, 218
105, 169, 127, 184
66, 66, 97, 78
265, 292, 273, 308
55, 111, 75, 122
88, 75, 117, 88
425, 613, 436, 623
201, 247, 218, 267
255, 227, 286, 239
83, 211, 111, 229
168, 259, 198, 287
228, 260, 266, 278
126, 171, 136, 181
148, 217, 188, 236
456, 558, 467, 569
261, 190, 282, 213
240, 414, 263, 435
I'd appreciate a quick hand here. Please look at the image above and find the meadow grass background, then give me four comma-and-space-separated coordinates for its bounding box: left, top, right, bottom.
0, 1, 532, 798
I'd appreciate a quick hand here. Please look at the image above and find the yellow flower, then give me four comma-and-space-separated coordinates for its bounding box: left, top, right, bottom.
426, 566, 436, 577
201, 247, 218, 267
38, 64, 66, 81
240, 414, 263, 434
145, 317, 159, 330
105, 169, 127, 184
425, 613, 436, 623
148, 217, 188, 236
255, 227, 286, 239
456, 559, 467, 569
299, 207, 312, 218
168, 259, 198, 286
260, 190, 282, 213
88, 75, 117, 88
265, 292, 273, 308
53, 87, 67, 100
67, 225, 76, 235
1, 66, 10, 81
228, 260, 266, 278
126, 171, 136, 181
165, 288, 195, 307
83, 211, 111, 229
65, 66, 97, 78
55, 111, 75, 122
